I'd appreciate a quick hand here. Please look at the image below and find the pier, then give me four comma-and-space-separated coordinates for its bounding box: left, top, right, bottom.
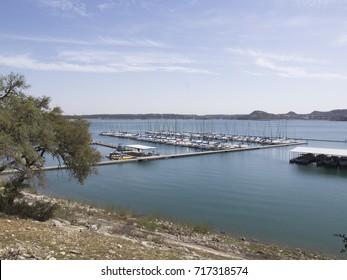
1, 141, 305, 175
91, 141, 119, 149
60, 141, 308, 168
288, 137, 347, 143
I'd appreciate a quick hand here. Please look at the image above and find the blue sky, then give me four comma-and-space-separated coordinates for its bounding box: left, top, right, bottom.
1, 0, 347, 115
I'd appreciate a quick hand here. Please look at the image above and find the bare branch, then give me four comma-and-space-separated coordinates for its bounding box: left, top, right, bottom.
0, 72, 30, 99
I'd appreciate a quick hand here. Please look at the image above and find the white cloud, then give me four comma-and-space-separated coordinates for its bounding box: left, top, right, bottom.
243, 70, 270, 77
332, 34, 347, 46
228, 47, 347, 80
58, 50, 192, 65
228, 48, 327, 64
0, 53, 214, 75
36, 0, 88, 17
254, 57, 347, 79
0, 54, 96, 72
98, 37, 167, 48
255, 57, 308, 78
271, 0, 339, 8
0, 34, 167, 48
0, 34, 92, 45
0, 34, 201, 73
98, 1, 115, 10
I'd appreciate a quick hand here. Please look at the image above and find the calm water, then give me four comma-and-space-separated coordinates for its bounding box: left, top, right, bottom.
42, 119, 347, 258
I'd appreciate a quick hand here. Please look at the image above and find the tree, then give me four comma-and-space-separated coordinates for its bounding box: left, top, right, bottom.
0, 73, 101, 210
0, 72, 29, 99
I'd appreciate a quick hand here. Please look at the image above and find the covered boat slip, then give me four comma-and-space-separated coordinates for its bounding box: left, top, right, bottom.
108, 144, 158, 159
289, 147, 347, 167
124, 144, 158, 156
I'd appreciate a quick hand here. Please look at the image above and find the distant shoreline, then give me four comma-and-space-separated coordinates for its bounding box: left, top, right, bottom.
67, 109, 347, 121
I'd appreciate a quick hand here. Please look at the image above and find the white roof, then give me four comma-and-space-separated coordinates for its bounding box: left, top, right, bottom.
290, 147, 347, 157
126, 144, 157, 150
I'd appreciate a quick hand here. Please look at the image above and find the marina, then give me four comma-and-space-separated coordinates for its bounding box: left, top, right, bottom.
99, 130, 301, 151
92, 129, 307, 165
33, 119, 347, 258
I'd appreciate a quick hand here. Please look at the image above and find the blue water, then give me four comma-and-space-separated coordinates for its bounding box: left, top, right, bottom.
42, 119, 347, 258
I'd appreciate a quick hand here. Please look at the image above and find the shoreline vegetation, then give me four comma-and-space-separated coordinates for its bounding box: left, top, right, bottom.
0, 191, 331, 260
67, 109, 347, 121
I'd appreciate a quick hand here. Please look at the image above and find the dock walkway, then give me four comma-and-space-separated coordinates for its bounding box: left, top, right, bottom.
1, 141, 306, 175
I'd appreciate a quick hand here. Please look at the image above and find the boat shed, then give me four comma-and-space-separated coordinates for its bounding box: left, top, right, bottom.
289, 146, 347, 167
290, 147, 347, 158
125, 144, 158, 155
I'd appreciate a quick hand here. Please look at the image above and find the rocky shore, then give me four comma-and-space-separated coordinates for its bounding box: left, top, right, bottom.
0, 192, 328, 260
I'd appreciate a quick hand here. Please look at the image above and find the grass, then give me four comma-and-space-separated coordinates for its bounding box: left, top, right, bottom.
192, 222, 212, 234
137, 218, 157, 231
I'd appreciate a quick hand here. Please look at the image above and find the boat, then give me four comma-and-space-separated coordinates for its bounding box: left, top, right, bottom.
107, 152, 135, 160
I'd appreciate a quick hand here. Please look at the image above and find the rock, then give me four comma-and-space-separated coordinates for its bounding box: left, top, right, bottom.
192, 251, 201, 258
183, 247, 190, 253
256, 250, 265, 255
241, 237, 246, 241
141, 241, 149, 247
88, 224, 98, 231
98, 229, 112, 237
69, 250, 82, 255
212, 237, 220, 242
52, 220, 63, 227
147, 234, 157, 241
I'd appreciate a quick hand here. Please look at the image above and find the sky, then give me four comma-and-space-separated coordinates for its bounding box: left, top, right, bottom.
1, 0, 347, 115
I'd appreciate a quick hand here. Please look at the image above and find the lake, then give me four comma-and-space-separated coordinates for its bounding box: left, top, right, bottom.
42, 119, 347, 258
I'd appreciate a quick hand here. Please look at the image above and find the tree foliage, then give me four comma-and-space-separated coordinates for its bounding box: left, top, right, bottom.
0, 73, 101, 210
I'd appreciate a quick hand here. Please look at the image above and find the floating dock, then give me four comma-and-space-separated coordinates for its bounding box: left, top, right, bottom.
1, 141, 305, 175
290, 147, 347, 167
91, 141, 306, 165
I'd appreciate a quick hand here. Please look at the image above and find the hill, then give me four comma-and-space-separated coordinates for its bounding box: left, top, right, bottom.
70, 109, 347, 121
